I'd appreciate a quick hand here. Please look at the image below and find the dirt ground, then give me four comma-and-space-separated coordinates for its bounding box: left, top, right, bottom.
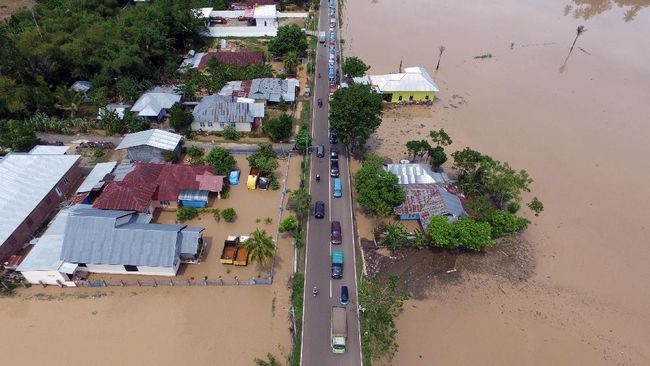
0, 0, 33, 19
0, 154, 303, 366
344, 0, 650, 365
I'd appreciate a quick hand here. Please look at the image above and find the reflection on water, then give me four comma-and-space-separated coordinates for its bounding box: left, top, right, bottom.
564, 0, 650, 21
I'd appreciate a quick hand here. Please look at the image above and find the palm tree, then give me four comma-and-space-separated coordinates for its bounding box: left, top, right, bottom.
243, 228, 276, 265
54, 86, 83, 119
570, 25, 587, 52
436, 45, 446, 71
283, 51, 298, 77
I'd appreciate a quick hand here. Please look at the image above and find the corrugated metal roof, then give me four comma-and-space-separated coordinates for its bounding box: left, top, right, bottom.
71, 81, 91, 93
178, 189, 209, 202
0, 153, 80, 247
76, 161, 117, 193
93, 181, 157, 212
222, 78, 298, 103
116, 129, 182, 151
131, 89, 181, 117
193, 94, 263, 124
16, 205, 82, 272
60, 207, 203, 268
369, 66, 439, 93
29, 145, 70, 155
394, 184, 466, 229
121, 163, 221, 201
384, 163, 451, 185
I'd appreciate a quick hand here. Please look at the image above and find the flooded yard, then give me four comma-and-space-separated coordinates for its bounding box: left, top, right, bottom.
343, 0, 650, 365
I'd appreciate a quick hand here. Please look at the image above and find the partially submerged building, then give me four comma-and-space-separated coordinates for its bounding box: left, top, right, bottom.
0, 153, 81, 259
115, 129, 182, 163
383, 163, 451, 185
394, 184, 467, 229
192, 94, 265, 132
354, 66, 439, 103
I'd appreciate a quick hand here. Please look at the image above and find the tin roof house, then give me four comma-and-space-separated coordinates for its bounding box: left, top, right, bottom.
192, 94, 265, 132
394, 184, 467, 229
219, 78, 299, 104
131, 86, 182, 121
355, 66, 439, 103
115, 129, 182, 163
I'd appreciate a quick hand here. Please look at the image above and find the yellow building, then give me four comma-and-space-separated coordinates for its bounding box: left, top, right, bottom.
362, 66, 439, 103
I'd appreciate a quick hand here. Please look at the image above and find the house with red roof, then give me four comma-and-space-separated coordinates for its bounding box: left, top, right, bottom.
93, 163, 225, 212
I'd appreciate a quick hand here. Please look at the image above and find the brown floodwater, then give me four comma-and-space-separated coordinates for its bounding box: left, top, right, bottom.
343, 0, 650, 364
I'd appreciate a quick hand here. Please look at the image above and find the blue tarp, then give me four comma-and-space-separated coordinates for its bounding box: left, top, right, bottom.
180, 200, 207, 208
229, 170, 240, 185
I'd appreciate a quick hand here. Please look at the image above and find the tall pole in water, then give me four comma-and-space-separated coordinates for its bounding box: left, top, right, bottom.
436, 46, 446, 71
399, 57, 403, 73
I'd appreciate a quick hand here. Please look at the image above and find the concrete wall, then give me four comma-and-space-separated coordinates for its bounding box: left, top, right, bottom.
205, 26, 278, 37
387, 90, 436, 103
85, 262, 179, 277
191, 121, 253, 132
21, 270, 72, 286
0, 161, 81, 259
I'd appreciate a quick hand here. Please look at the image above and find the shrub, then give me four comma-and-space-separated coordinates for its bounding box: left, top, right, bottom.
221, 208, 237, 222
177, 206, 199, 222
187, 146, 204, 159
213, 208, 221, 222
222, 125, 240, 140
279, 215, 299, 233
486, 210, 529, 239
426, 216, 493, 251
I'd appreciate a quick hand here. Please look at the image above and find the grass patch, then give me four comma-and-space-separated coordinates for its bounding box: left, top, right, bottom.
290, 272, 305, 366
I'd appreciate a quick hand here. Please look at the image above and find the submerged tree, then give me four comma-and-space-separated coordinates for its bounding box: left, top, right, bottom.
243, 228, 276, 265
570, 25, 587, 52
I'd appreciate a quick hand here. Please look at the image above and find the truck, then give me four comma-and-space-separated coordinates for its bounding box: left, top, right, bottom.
319, 31, 326, 44
331, 306, 347, 354
233, 235, 250, 266
247, 168, 259, 190
331, 250, 343, 279
220, 236, 239, 264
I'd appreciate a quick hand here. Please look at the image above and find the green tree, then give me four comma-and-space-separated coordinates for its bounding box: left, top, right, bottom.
283, 50, 299, 76
221, 207, 237, 222
429, 128, 452, 147
287, 188, 311, 220
527, 197, 544, 216
204, 146, 236, 175
0, 76, 26, 118
426, 216, 493, 251
268, 24, 308, 56
278, 215, 299, 233
262, 113, 293, 142
294, 123, 312, 152
242, 228, 276, 265
0, 120, 38, 152
124, 111, 150, 133
405, 140, 430, 162
177, 206, 199, 222
277, 96, 288, 112
187, 145, 204, 158
485, 210, 529, 239
247, 143, 279, 176
429, 146, 447, 169
222, 125, 240, 140
169, 104, 193, 131
53, 86, 84, 119
342, 56, 370, 77
329, 83, 384, 154
354, 154, 405, 217
102, 110, 126, 136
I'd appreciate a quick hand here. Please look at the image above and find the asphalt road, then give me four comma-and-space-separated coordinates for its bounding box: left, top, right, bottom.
300, 1, 363, 365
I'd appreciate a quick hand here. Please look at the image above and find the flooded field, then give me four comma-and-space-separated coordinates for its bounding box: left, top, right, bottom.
343, 0, 650, 365
0, 154, 302, 365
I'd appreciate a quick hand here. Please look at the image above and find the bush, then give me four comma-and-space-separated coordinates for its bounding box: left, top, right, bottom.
262, 113, 293, 142
426, 216, 493, 251
187, 145, 204, 158
213, 208, 221, 222
270, 178, 281, 190
279, 215, 299, 233
169, 104, 193, 131
177, 206, 199, 222
204, 147, 236, 175
222, 125, 240, 140
486, 210, 529, 239
221, 208, 237, 222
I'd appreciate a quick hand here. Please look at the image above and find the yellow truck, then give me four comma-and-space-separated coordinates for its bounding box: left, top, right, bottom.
246, 168, 259, 190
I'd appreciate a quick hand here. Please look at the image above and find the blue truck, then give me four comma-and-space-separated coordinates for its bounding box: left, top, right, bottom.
331, 250, 344, 279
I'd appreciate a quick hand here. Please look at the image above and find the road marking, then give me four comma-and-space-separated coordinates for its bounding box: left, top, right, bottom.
330, 279, 333, 298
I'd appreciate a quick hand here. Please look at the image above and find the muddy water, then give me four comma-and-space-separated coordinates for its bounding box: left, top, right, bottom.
343, 0, 650, 364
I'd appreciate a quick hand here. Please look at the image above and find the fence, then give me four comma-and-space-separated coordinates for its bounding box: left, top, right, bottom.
73, 276, 272, 288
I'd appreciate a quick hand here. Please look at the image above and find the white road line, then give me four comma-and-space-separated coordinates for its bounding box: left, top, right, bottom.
330, 279, 333, 298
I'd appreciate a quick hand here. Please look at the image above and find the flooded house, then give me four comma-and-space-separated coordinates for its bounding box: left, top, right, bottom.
115, 129, 182, 163
354, 66, 439, 103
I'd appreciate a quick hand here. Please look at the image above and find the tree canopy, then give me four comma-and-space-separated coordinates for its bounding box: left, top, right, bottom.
268, 24, 308, 57
203, 146, 236, 175
242, 228, 276, 265
262, 113, 293, 142
329, 83, 384, 154
168, 104, 193, 131
426, 216, 493, 251
354, 154, 405, 217
247, 143, 279, 176
342, 56, 370, 78
0, 120, 37, 152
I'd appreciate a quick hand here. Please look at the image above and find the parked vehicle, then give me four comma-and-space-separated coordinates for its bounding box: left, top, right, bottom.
229, 169, 240, 185
332, 178, 342, 198
247, 168, 259, 190
315, 201, 325, 219
329, 132, 337, 144
340, 286, 349, 305
220, 236, 239, 264
330, 148, 339, 161
331, 250, 343, 279
319, 31, 326, 43
331, 306, 347, 354
331, 220, 342, 245
257, 176, 269, 190
330, 159, 340, 177
316, 144, 325, 158
233, 235, 250, 266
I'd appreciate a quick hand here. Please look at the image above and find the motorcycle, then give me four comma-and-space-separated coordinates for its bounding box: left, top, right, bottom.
312, 286, 319, 297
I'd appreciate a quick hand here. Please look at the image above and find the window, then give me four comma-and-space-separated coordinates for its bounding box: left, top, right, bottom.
425, 95, 430, 100
199, 121, 205, 127
55, 187, 63, 197
220, 122, 225, 128
409, 95, 414, 101
398, 95, 403, 101
208, 121, 213, 127
160, 200, 170, 207
124, 265, 139, 272
78, 263, 87, 268
63, 177, 69, 185
230, 123, 236, 128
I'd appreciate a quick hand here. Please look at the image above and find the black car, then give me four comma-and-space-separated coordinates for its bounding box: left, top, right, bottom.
329, 132, 337, 144
331, 220, 342, 245
314, 201, 325, 219
316, 144, 325, 158
330, 160, 340, 177
330, 148, 339, 161
340, 286, 349, 305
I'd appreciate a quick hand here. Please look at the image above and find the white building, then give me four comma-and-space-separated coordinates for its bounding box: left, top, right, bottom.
131, 86, 182, 121
199, 5, 307, 38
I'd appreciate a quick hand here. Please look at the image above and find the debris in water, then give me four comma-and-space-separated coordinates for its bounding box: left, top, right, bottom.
474, 53, 493, 59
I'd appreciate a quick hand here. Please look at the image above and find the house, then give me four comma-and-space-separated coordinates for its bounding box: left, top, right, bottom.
93, 163, 224, 210
198, 51, 264, 69
383, 163, 451, 185
356, 66, 439, 103
178, 50, 207, 73
192, 94, 265, 132
0, 153, 81, 259
394, 184, 467, 229
115, 129, 182, 163
29, 145, 70, 155
253, 4, 278, 28
130, 86, 182, 121
219, 78, 299, 104
97, 103, 131, 120
59, 206, 205, 277
200, 4, 306, 37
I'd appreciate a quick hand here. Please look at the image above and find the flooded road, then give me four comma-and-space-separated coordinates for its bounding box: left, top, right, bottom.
343, 0, 650, 364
